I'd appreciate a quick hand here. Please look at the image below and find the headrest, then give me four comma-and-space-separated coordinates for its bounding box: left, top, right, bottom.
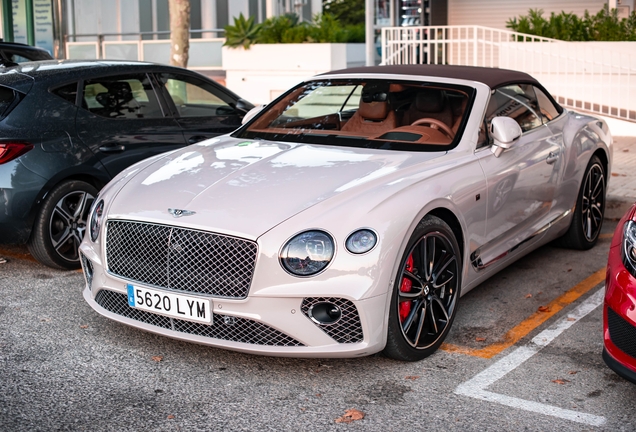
415, 89, 446, 112
96, 92, 117, 108
105, 81, 133, 102
389, 83, 407, 93
358, 101, 389, 120
358, 82, 390, 120
361, 81, 390, 103
449, 94, 467, 116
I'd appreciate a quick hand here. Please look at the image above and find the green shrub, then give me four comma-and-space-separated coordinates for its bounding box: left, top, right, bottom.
258, 14, 305, 44
223, 13, 261, 49
507, 6, 636, 41
323, 0, 365, 26
224, 12, 364, 48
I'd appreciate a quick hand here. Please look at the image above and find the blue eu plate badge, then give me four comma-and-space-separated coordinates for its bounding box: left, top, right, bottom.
127, 284, 135, 307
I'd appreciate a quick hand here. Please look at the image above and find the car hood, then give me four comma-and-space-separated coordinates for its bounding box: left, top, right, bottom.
109, 136, 445, 239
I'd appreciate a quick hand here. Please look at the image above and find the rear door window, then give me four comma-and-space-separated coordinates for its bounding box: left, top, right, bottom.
51, 83, 78, 105
81, 74, 165, 119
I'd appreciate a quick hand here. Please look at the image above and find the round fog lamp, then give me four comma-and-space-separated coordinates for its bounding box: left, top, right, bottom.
346, 229, 377, 254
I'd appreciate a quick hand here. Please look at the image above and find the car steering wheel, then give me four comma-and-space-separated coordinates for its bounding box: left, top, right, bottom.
411, 118, 454, 138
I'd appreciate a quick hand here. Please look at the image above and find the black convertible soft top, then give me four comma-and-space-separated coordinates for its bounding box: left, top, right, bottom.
321, 64, 541, 89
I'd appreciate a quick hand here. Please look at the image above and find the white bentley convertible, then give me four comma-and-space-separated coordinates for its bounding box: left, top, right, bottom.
79, 65, 611, 361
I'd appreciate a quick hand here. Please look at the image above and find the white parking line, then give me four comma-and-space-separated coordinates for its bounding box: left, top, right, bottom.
455, 288, 606, 427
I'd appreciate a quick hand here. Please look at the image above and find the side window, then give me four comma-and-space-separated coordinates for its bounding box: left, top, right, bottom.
156, 73, 235, 118
485, 84, 542, 133
534, 87, 560, 123
82, 74, 163, 119
51, 83, 78, 105
0, 85, 17, 118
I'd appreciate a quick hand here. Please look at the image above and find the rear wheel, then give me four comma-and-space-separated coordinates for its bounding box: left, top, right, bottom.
557, 155, 605, 250
383, 215, 461, 361
28, 180, 97, 270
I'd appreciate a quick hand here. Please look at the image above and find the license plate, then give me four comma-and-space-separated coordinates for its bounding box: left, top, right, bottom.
126, 284, 212, 325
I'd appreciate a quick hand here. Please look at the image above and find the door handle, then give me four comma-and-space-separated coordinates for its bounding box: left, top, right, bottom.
188, 135, 208, 144
546, 151, 559, 165
99, 144, 126, 153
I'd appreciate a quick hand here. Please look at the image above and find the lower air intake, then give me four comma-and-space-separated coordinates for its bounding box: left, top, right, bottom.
95, 290, 303, 347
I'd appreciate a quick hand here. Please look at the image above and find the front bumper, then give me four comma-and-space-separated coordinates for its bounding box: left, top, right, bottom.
603, 241, 636, 382
79, 246, 389, 358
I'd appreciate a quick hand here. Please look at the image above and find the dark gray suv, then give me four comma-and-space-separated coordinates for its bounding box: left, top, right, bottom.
0, 60, 252, 269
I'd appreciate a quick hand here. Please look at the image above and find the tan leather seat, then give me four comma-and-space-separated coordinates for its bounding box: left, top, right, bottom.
404, 89, 453, 129
341, 83, 397, 136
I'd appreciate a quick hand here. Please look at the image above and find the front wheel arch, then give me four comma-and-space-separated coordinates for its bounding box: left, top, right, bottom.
27, 169, 108, 227
428, 207, 465, 257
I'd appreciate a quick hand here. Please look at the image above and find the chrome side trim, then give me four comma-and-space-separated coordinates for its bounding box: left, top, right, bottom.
471, 208, 573, 271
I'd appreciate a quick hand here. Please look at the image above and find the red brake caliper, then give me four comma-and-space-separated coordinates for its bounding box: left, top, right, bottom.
399, 255, 414, 322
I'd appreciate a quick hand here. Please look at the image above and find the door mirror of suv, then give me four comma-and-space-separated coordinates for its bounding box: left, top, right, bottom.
234, 98, 255, 115
490, 116, 522, 157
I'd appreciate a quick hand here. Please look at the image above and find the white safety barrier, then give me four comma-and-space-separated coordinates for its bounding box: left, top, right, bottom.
66, 38, 224, 71
382, 25, 636, 122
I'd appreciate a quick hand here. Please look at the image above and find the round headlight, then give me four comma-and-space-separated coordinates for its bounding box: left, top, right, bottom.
89, 199, 104, 242
622, 220, 636, 277
345, 229, 377, 254
280, 230, 334, 276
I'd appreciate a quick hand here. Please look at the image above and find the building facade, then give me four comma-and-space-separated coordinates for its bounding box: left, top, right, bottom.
66, 0, 322, 41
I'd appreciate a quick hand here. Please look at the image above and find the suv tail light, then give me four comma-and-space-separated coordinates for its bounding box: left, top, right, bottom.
0, 142, 34, 164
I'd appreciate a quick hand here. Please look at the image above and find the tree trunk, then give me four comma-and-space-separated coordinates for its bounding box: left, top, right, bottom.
169, 0, 191, 68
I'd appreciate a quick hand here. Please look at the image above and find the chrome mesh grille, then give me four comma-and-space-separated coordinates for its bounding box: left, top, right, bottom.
105, 220, 257, 298
301, 297, 364, 344
608, 307, 636, 359
95, 290, 303, 347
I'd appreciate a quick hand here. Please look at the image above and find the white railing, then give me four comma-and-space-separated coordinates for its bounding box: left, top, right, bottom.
66, 31, 225, 71
382, 25, 636, 122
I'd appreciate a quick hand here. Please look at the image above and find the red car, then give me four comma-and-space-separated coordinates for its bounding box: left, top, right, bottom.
604, 201, 636, 383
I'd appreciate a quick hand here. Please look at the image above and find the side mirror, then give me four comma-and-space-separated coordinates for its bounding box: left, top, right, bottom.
490, 117, 522, 157
241, 104, 266, 125
234, 98, 255, 115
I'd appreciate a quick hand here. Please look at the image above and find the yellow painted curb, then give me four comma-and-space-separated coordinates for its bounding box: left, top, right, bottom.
441, 268, 606, 358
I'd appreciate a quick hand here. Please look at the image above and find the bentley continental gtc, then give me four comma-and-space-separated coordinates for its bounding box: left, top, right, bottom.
79, 65, 611, 361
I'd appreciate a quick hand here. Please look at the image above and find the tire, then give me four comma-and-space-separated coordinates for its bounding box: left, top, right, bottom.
556, 155, 605, 250
383, 215, 462, 361
28, 180, 97, 270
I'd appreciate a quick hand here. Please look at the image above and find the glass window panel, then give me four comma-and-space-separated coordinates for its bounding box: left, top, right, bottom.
534, 87, 560, 123
82, 74, 163, 119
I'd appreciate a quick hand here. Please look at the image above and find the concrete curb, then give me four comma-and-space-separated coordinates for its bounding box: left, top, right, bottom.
606, 194, 635, 221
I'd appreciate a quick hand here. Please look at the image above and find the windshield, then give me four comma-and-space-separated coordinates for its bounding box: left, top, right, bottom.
235, 79, 475, 151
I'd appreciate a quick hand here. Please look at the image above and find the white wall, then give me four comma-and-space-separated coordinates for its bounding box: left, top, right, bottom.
448, 0, 607, 30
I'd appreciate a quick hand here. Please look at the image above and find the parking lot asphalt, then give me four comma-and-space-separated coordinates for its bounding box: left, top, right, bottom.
1, 220, 635, 431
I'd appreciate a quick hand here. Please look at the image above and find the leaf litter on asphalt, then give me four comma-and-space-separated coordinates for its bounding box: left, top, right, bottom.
335, 409, 365, 424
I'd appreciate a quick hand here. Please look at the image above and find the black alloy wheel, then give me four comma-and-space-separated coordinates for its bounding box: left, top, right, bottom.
557, 155, 605, 250
28, 180, 97, 269
580, 161, 605, 242
384, 215, 461, 361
